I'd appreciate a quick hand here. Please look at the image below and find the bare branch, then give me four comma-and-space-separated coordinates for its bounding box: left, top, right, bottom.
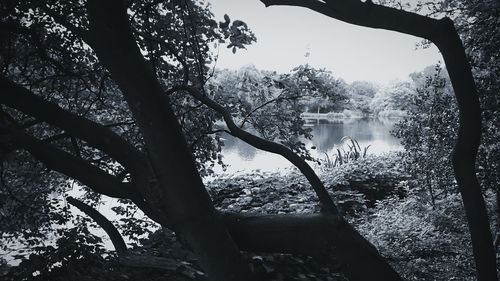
261, 0, 444, 41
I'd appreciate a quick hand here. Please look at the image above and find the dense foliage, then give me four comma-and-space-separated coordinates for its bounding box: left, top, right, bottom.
393, 65, 458, 203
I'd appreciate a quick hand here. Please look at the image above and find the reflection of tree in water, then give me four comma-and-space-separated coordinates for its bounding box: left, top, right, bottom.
219, 132, 257, 160
309, 121, 346, 152
307, 118, 401, 154
220, 118, 401, 163
236, 141, 257, 160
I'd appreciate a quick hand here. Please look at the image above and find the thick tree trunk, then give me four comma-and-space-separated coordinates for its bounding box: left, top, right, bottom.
83, 1, 252, 280
223, 213, 402, 281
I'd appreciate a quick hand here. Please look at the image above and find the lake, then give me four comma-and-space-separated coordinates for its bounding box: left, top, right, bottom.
215, 117, 403, 174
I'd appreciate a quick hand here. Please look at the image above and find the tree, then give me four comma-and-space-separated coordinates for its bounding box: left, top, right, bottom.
0, 0, 495, 281
369, 81, 416, 117
259, 0, 496, 280
346, 81, 378, 115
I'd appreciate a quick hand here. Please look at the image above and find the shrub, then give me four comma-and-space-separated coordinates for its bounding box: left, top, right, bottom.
355, 190, 491, 281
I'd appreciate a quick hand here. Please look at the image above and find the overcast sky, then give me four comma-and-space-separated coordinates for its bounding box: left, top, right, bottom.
208, 0, 443, 84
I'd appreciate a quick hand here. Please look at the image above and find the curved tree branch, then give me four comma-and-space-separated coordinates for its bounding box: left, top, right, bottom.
260, 1, 496, 280
0, 77, 149, 175
167, 85, 338, 214
239, 93, 304, 128
0, 126, 138, 199
66, 196, 192, 274
67, 196, 128, 255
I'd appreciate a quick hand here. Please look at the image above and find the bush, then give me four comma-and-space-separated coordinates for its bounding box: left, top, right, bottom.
355, 190, 493, 281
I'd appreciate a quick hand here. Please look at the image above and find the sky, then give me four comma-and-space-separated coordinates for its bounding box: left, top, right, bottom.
208, 0, 443, 84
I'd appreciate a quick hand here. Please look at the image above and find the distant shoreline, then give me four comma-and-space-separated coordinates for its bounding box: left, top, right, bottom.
301, 110, 407, 120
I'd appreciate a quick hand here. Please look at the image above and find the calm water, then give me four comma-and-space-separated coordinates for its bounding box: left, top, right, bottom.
216, 118, 402, 174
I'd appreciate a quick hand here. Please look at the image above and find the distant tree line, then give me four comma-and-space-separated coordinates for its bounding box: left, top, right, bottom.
210, 64, 453, 119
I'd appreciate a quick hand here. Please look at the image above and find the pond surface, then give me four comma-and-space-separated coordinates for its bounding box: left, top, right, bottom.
215, 118, 403, 174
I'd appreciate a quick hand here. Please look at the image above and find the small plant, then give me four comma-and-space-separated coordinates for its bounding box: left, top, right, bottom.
322, 136, 370, 168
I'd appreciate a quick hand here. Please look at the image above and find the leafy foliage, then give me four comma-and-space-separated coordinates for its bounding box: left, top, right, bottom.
4, 225, 109, 281
355, 190, 497, 281
411, 0, 500, 196
321, 136, 371, 168
208, 64, 349, 160
393, 65, 457, 202
370, 81, 416, 117
208, 152, 407, 216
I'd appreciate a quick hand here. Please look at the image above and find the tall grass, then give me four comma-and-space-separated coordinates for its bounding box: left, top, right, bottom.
322, 136, 370, 168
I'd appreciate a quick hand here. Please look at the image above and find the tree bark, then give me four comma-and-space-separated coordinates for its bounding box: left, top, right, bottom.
83, 1, 252, 280
66, 196, 128, 256
260, 1, 497, 280
0, 126, 138, 199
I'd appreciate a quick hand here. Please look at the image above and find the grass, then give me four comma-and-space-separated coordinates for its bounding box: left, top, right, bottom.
322, 136, 370, 168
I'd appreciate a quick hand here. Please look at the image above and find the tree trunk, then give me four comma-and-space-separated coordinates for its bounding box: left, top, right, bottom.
223, 213, 402, 281
435, 19, 497, 281
83, 1, 252, 280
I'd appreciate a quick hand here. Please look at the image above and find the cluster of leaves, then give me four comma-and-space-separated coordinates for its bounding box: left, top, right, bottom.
410, 0, 500, 198
392, 65, 458, 203
345, 81, 379, 115
111, 198, 158, 245
321, 153, 409, 207
369, 81, 416, 117
453, 0, 500, 194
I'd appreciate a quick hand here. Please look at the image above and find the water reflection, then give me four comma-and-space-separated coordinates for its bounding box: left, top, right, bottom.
307, 118, 401, 155
216, 118, 402, 174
